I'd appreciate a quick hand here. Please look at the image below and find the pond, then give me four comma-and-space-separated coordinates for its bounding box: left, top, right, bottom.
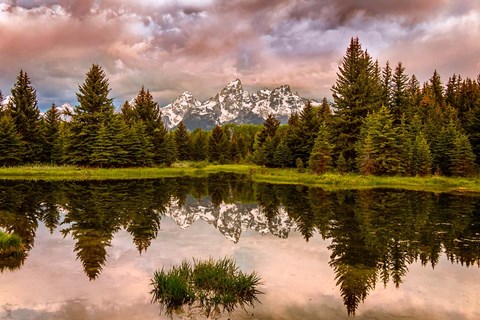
0, 173, 479, 319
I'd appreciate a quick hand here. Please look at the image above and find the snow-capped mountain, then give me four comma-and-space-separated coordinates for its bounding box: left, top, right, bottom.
164, 195, 295, 243
161, 79, 315, 130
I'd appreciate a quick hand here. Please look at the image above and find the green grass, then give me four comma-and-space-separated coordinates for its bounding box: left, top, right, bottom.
150, 257, 262, 318
0, 163, 479, 193
0, 230, 23, 255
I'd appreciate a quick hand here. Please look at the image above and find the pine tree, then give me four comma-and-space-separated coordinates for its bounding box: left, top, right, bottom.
174, 121, 191, 161
0, 115, 22, 166
308, 124, 333, 174
121, 100, 135, 126
292, 101, 321, 164
65, 64, 114, 166
355, 106, 402, 175
450, 133, 476, 176
131, 86, 168, 165
7, 70, 42, 163
406, 74, 421, 120
429, 70, 445, 106
190, 128, 209, 161
255, 114, 280, 148
431, 121, 457, 176
162, 132, 177, 166
331, 37, 382, 169
391, 62, 409, 124
208, 125, 227, 162
126, 121, 154, 166
412, 132, 432, 176
273, 138, 292, 168
336, 152, 347, 174
356, 133, 375, 175
382, 61, 392, 107
42, 103, 62, 164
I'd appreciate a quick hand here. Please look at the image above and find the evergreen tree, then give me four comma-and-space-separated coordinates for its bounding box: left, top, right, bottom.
431, 121, 457, 176
0, 115, 22, 166
428, 70, 445, 106
318, 97, 332, 123
355, 106, 402, 175
42, 103, 62, 164
308, 124, 333, 174
127, 121, 154, 166
208, 125, 227, 162
336, 152, 347, 174
161, 133, 177, 166
131, 86, 168, 165
120, 100, 135, 126
397, 116, 413, 176
293, 101, 321, 164
382, 61, 392, 107
228, 137, 242, 163
90, 114, 129, 168
356, 133, 375, 175
254, 115, 280, 166
65, 64, 114, 166
391, 62, 409, 124
273, 138, 292, 168
412, 132, 432, 176
174, 121, 191, 161
190, 129, 209, 161
331, 37, 382, 169
255, 114, 280, 148
406, 74, 421, 120
450, 133, 476, 176
7, 70, 42, 163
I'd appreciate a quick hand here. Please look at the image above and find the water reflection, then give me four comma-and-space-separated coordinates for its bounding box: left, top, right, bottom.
0, 174, 479, 315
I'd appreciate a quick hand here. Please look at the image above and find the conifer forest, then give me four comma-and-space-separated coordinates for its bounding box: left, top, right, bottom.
1, 37, 479, 177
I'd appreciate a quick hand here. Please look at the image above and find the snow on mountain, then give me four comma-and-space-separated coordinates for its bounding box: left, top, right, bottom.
161, 91, 202, 128
164, 195, 296, 243
161, 79, 315, 130
59, 103, 74, 121
1, 95, 11, 107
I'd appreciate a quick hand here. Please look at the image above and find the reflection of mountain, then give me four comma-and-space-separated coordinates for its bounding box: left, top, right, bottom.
165, 196, 294, 242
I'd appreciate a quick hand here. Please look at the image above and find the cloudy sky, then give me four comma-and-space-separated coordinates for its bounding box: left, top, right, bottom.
0, 0, 479, 110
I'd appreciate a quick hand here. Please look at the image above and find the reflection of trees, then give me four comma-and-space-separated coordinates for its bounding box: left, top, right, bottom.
0, 177, 479, 309
61, 182, 124, 280
0, 180, 46, 270
255, 186, 480, 315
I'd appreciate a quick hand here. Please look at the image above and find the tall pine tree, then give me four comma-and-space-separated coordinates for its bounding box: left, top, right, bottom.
331, 37, 382, 169
65, 64, 114, 166
7, 70, 42, 163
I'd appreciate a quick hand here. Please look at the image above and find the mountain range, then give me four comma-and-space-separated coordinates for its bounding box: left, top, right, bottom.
2, 79, 317, 131
161, 79, 317, 130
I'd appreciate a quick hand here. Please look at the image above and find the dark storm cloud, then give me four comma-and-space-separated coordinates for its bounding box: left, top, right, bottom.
0, 0, 479, 109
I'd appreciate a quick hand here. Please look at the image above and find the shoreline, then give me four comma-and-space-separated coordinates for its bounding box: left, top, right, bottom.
0, 164, 479, 193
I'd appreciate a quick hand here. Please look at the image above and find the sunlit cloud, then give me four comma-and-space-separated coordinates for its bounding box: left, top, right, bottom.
0, 0, 479, 109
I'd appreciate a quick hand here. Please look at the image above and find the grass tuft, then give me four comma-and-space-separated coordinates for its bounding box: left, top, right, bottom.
150, 257, 262, 318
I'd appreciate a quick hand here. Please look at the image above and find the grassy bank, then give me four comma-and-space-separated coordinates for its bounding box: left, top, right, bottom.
0, 164, 479, 193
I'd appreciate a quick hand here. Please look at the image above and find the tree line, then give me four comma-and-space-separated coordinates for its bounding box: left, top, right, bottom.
1, 37, 479, 176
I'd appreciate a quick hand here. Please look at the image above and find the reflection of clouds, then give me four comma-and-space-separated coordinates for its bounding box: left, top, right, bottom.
1, 219, 479, 319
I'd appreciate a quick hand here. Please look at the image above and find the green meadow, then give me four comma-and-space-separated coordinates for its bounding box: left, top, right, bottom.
0, 163, 479, 193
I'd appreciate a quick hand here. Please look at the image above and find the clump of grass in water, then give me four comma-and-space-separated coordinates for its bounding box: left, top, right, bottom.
150, 257, 262, 319
0, 230, 24, 255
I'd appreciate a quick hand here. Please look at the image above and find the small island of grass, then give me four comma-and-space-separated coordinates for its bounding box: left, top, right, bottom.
150, 257, 262, 319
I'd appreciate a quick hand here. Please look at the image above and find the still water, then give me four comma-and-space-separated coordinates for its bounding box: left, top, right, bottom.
0, 174, 479, 319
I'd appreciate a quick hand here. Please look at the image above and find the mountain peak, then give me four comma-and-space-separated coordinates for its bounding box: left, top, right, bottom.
161, 79, 311, 130
227, 79, 242, 88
